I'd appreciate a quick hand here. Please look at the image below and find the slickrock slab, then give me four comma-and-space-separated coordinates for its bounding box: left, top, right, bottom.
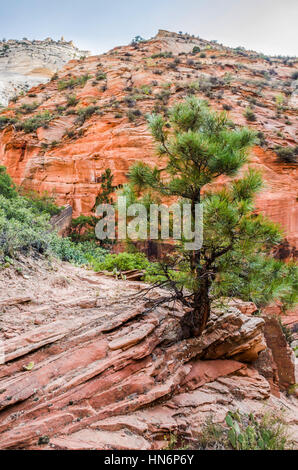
0, 261, 296, 450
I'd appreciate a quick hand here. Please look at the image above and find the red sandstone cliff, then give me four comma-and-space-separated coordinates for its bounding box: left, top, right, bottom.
0, 31, 297, 250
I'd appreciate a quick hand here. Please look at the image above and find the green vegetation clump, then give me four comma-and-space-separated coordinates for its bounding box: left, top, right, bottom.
58, 74, 91, 91
274, 145, 298, 164
151, 51, 173, 59
0, 166, 18, 198
244, 107, 257, 122
49, 238, 107, 265
19, 188, 62, 216
90, 251, 149, 272
95, 72, 107, 81
76, 105, 100, 124
0, 166, 108, 266
199, 411, 292, 450
192, 46, 201, 54
0, 115, 17, 130
18, 101, 39, 114
17, 110, 53, 133
66, 95, 78, 107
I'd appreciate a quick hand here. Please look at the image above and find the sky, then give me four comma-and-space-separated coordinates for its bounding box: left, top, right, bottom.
0, 0, 297, 56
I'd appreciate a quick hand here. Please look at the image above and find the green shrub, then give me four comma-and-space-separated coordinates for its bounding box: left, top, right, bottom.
0, 166, 109, 265
0, 115, 17, 130
76, 105, 100, 124
274, 145, 298, 164
58, 74, 91, 91
95, 72, 107, 81
18, 101, 39, 114
17, 110, 53, 133
0, 194, 52, 259
49, 238, 108, 265
90, 252, 150, 272
66, 95, 78, 107
0, 166, 18, 198
192, 46, 201, 54
244, 107, 257, 122
199, 411, 292, 450
19, 188, 62, 216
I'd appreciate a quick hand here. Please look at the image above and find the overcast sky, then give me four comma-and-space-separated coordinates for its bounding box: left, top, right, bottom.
0, 0, 297, 56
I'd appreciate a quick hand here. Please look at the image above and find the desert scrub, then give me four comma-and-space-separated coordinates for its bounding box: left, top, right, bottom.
18, 101, 39, 114
198, 411, 292, 450
89, 251, 150, 273
0, 115, 17, 130
151, 51, 173, 59
95, 72, 107, 81
244, 107, 257, 122
16, 110, 53, 133
66, 95, 79, 107
58, 74, 91, 91
274, 145, 298, 164
76, 105, 100, 125
127, 109, 142, 122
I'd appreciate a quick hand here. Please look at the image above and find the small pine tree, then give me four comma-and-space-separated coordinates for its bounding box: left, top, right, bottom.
128, 97, 297, 338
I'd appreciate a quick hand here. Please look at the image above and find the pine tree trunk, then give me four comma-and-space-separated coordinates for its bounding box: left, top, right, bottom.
180, 278, 211, 339
181, 191, 211, 339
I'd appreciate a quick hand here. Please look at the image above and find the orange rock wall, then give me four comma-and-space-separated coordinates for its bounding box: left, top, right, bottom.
0, 32, 297, 250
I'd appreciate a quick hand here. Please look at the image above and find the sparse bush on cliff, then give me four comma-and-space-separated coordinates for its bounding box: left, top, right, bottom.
76, 105, 100, 125
90, 251, 149, 273
95, 72, 107, 81
131, 35, 145, 45
16, 110, 53, 133
192, 46, 201, 54
0, 115, 17, 130
151, 51, 173, 59
244, 107, 257, 122
18, 101, 40, 114
291, 71, 298, 80
0, 166, 18, 199
274, 145, 298, 164
58, 74, 91, 91
127, 109, 142, 122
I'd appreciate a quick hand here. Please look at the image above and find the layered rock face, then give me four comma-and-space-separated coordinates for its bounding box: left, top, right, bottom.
0, 38, 89, 106
0, 259, 297, 450
0, 31, 297, 250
